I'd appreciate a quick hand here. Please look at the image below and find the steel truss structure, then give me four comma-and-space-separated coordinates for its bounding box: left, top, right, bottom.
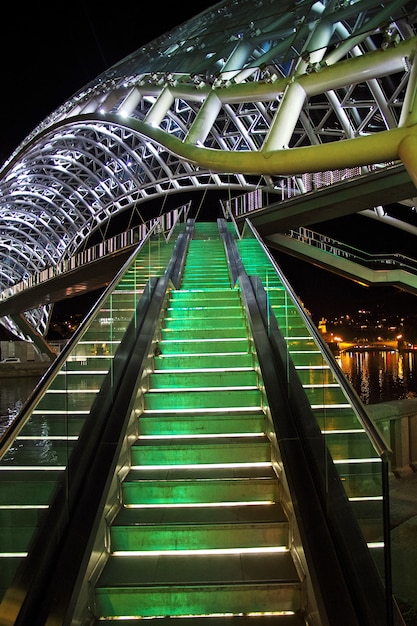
0, 0, 416, 338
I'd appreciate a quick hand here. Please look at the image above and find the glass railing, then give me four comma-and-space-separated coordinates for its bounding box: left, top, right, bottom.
0, 218, 185, 607
288, 226, 417, 275
232, 218, 392, 599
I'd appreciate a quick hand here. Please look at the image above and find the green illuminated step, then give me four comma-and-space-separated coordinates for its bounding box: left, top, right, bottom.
154, 352, 253, 370
121, 466, 279, 506
94, 552, 302, 619
113, 500, 286, 526
131, 435, 271, 466
182, 264, 229, 273
110, 502, 288, 551
165, 305, 242, 318
181, 278, 232, 288
147, 369, 258, 389
163, 316, 246, 330
110, 519, 287, 551
144, 388, 261, 411
182, 265, 230, 274
138, 410, 266, 437
156, 337, 250, 354
170, 290, 240, 303
160, 326, 247, 340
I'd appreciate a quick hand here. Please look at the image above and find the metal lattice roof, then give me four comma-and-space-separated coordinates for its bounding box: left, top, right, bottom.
0, 0, 416, 338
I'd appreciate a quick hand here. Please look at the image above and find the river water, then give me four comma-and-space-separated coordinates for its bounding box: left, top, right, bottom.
337, 349, 417, 405
0, 351, 415, 434
0, 375, 42, 435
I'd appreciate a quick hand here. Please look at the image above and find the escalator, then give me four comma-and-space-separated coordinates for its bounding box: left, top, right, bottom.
91, 221, 305, 623
0, 220, 400, 625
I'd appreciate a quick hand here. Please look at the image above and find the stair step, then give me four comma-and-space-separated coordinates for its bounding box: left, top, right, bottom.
154, 352, 253, 370
161, 327, 248, 340
143, 388, 261, 411
121, 466, 279, 505
147, 369, 258, 389
157, 338, 250, 354
163, 317, 246, 330
131, 435, 271, 465
170, 291, 240, 303
138, 410, 266, 436
94, 553, 302, 618
110, 509, 289, 551
166, 306, 243, 318
113, 501, 286, 525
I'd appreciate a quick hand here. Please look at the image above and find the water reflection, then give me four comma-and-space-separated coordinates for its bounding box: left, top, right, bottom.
337, 350, 417, 405
0, 376, 41, 435
1, 351, 416, 435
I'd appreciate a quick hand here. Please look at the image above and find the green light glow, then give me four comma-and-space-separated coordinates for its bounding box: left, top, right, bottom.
137, 433, 264, 439
126, 500, 276, 509
113, 546, 289, 556
111, 611, 297, 620
0, 466, 66, 471
131, 463, 271, 470
334, 458, 381, 464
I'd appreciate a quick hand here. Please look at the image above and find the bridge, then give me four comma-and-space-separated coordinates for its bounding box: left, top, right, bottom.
336, 340, 400, 353
0, 2, 416, 625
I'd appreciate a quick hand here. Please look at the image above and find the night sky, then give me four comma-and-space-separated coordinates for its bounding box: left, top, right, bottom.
0, 2, 218, 163
1, 2, 416, 322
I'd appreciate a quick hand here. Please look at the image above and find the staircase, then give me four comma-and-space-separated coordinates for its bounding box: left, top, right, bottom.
92, 222, 307, 624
